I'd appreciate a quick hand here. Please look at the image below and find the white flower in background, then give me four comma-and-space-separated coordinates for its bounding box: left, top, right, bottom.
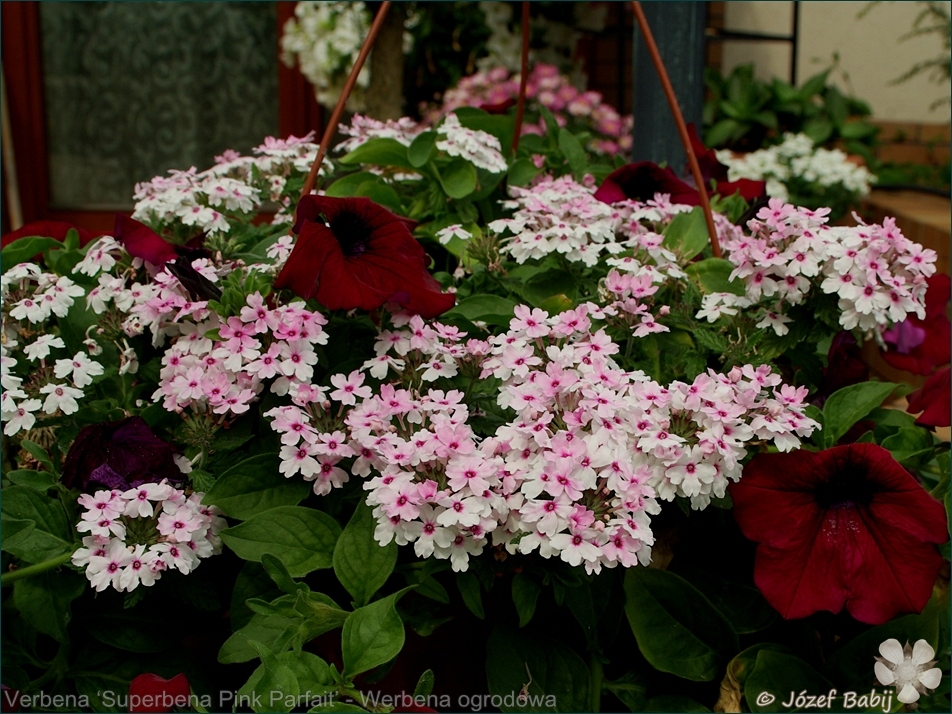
717, 132, 875, 202
874, 638, 942, 704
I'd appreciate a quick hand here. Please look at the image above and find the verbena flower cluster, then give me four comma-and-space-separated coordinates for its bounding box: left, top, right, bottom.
71, 482, 224, 592
487, 176, 742, 268
266, 303, 816, 574
336, 115, 424, 154
132, 133, 325, 234
1, 264, 99, 435
718, 200, 935, 336
436, 114, 509, 174
716, 133, 875, 203
428, 63, 633, 155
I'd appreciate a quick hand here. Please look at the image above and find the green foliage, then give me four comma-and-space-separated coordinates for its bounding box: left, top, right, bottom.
818, 381, 898, 448
341, 590, 408, 678
703, 63, 878, 157
204, 454, 311, 519
220, 506, 341, 576
333, 502, 398, 608
624, 568, 739, 681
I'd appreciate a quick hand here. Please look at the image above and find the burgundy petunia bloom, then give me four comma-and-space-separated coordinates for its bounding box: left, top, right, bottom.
593, 162, 702, 206
686, 124, 766, 203
729, 443, 949, 625
62, 417, 183, 491
275, 195, 456, 318
593, 127, 766, 208
113, 215, 179, 266
1, 220, 106, 250
906, 366, 951, 428
128, 673, 190, 713
881, 273, 951, 376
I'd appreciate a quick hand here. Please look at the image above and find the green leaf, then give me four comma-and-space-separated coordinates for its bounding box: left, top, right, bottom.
5, 469, 57, 492
438, 158, 478, 199
19, 439, 56, 474
0, 486, 74, 563
485, 625, 588, 712
879, 426, 936, 467
538, 106, 560, 140
341, 589, 408, 678
219, 614, 296, 663
238, 649, 332, 713
408, 131, 437, 168
13, 569, 84, 642
333, 501, 397, 607
443, 294, 517, 327
745, 650, 833, 712
674, 567, 776, 634
508, 158, 542, 187
603, 672, 647, 712
705, 119, 744, 148
354, 180, 403, 215
1, 237, 63, 270
456, 571, 484, 619
204, 454, 311, 520
684, 258, 745, 296
261, 553, 309, 595
325, 171, 387, 198
662, 207, 713, 261
339, 138, 415, 170
414, 669, 435, 698
511, 573, 540, 628
231, 562, 283, 631
820, 381, 897, 448
86, 611, 179, 653
519, 269, 577, 308
802, 117, 834, 146
839, 121, 878, 140
558, 128, 587, 176
220, 506, 341, 577
624, 568, 738, 681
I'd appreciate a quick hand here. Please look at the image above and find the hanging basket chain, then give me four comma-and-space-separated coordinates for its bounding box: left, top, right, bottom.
630, 1, 722, 258
295, 1, 393, 227
511, 2, 531, 154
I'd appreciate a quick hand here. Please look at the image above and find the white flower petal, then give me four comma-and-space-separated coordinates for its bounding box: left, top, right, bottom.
911, 639, 936, 665
874, 662, 896, 686
897, 684, 920, 704
878, 638, 904, 665
918, 667, 942, 690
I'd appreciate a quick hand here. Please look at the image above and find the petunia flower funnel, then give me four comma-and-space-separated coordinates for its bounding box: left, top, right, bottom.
729, 443, 949, 625
274, 195, 456, 318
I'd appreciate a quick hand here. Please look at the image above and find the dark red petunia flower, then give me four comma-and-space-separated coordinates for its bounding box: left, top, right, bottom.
480, 97, 517, 114
881, 273, 951, 376
686, 123, 766, 203
128, 673, 190, 713
62, 416, 183, 491
594, 162, 701, 206
1, 220, 106, 250
906, 366, 951, 428
275, 196, 455, 318
729, 443, 949, 625
113, 215, 178, 266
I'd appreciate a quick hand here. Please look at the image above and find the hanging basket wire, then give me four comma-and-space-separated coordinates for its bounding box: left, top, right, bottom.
295, 0, 722, 258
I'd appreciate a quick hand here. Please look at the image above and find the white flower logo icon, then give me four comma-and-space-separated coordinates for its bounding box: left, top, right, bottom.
874, 638, 942, 704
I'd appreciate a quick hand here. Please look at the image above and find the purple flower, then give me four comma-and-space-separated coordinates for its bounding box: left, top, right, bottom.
62, 417, 183, 491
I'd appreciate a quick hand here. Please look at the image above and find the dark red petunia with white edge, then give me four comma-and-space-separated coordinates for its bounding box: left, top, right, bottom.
729, 443, 948, 625
274, 195, 456, 318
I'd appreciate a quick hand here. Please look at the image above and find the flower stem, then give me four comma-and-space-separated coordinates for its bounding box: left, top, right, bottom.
589, 653, 603, 713
1, 551, 73, 586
